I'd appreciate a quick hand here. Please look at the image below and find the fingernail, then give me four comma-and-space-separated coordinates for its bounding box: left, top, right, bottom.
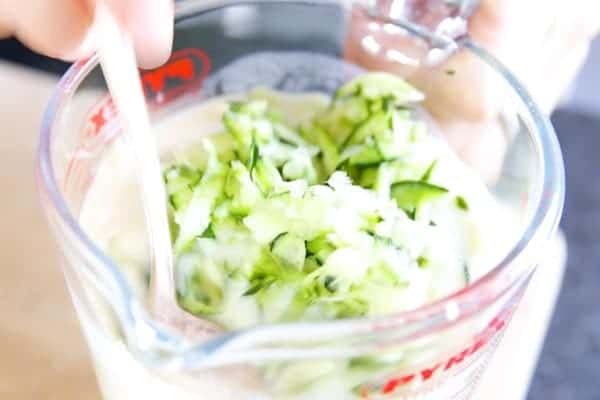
131, 0, 174, 69
62, 25, 97, 61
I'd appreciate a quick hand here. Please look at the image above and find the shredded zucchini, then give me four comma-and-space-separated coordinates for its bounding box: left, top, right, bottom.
163, 73, 474, 327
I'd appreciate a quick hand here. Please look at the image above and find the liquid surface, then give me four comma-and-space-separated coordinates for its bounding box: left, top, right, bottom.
79, 75, 516, 399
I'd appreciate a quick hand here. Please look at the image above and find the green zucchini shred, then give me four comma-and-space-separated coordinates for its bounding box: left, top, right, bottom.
165, 72, 476, 331
391, 181, 449, 219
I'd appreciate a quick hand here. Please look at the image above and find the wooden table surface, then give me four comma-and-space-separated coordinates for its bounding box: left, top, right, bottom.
0, 61, 566, 400
0, 62, 100, 400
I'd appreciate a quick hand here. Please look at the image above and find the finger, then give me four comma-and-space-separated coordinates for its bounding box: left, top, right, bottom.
104, 0, 174, 69
5, 0, 94, 60
442, 119, 508, 184
343, 5, 506, 122
533, 28, 593, 113
0, 5, 12, 38
578, 0, 600, 40
541, 0, 600, 111
472, 0, 598, 114
542, 43, 590, 113
343, 6, 508, 182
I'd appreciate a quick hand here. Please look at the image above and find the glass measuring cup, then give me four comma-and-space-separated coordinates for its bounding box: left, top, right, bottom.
37, 0, 564, 398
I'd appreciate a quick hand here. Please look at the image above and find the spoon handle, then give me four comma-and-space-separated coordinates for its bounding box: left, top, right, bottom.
95, 2, 176, 311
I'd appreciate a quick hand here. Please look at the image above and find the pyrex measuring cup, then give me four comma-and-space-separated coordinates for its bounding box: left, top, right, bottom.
37, 0, 564, 399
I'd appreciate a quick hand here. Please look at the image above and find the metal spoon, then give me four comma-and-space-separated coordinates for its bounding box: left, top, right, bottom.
94, 2, 221, 340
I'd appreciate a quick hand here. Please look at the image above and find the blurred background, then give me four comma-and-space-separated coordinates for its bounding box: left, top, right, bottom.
0, 30, 598, 400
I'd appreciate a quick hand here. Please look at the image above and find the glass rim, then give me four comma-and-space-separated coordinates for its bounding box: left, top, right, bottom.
37, 0, 564, 367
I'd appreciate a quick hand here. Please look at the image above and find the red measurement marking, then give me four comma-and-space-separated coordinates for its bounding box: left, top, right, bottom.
142, 48, 211, 105
382, 374, 416, 395
143, 58, 194, 93
357, 306, 516, 397
87, 97, 117, 138
64, 157, 78, 189
421, 362, 443, 380
70, 48, 212, 189
83, 48, 212, 144
443, 348, 471, 371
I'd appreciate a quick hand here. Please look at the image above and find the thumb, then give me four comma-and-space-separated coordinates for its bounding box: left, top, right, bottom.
100, 0, 174, 69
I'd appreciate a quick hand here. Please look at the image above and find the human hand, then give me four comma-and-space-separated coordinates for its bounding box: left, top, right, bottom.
345, 0, 600, 180
0, 0, 173, 68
